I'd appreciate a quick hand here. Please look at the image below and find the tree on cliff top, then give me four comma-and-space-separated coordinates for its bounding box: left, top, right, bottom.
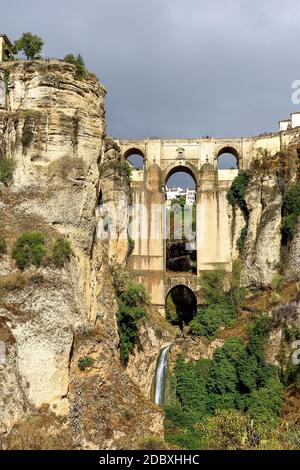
13, 33, 44, 60
64, 54, 87, 80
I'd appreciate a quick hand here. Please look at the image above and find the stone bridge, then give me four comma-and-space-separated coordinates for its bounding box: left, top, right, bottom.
116, 128, 300, 312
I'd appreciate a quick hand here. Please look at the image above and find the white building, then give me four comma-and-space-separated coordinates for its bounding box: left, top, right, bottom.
279, 111, 300, 131
165, 187, 196, 206
186, 189, 196, 205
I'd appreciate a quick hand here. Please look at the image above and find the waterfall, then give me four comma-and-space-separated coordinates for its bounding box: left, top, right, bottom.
154, 346, 170, 406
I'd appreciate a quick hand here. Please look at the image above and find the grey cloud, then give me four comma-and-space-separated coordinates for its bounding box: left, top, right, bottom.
1, 0, 300, 138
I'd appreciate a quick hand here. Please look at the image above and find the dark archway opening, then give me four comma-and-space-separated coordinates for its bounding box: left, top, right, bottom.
165, 168, 197, 274
166, 285, 197, 329
217, 147, 239, 170
124, 148, 145, 170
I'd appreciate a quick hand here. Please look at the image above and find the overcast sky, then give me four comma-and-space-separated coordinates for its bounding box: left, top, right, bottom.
2, 0, 300, 139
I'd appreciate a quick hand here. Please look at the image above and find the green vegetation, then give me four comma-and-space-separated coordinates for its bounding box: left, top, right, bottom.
200, 408, 300, 450
0, 158, 14, 185
51, 237, 71, 268
170, 195, 186, 208
282, 183, 300, 241
109, 258, 130, 294
189, 268, 244, 339
110, 260, 149, 365
122, 160, 133, 181
12, 232, 45, 270
127, 237, 135, 257
64, 54, 87, 80
165, 294, 178, 325
236, 225, 248, 253
277, 322, 300, 389
116, 282, 148, 365
201, 409, 255, 450
0, 236, 7, 256
270, 273, 283, 291
165, 316, 284, 449
189, 300, 235, 338
78, 356, 94, 371
13, 33, 44, 60
227, 172, 250, 254
8, 232, 72, 271
4, 71, 9, 91
227, 171, 250, 211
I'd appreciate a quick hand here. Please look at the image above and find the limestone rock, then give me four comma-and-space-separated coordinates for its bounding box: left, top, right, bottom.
243, 174, 283, 287
0, 61, 163, 447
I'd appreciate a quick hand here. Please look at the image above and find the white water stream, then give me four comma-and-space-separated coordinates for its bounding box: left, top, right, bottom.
154, 346, 170, 406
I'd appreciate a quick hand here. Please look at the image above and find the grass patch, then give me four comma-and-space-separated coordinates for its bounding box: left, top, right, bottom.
78, 356, 95, 371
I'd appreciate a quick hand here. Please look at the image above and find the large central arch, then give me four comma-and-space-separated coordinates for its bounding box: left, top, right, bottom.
164, 161, 198, 188
165, 163, 197, 275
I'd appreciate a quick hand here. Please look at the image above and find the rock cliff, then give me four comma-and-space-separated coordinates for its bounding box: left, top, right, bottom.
0, 61, 163, 449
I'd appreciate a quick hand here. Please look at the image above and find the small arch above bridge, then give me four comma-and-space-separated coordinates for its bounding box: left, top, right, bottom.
216, 146, 240, 170
124, 147, 145, 170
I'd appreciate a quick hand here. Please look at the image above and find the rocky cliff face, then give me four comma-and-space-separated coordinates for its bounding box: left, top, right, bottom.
243, 173, 283, 287
231, 150, 300, 288
0, 61, 163, 449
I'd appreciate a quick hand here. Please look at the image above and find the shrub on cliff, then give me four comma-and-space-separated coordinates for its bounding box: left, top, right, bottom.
116, 282, 148, 365
78, 356, 94, 371
12, 231, 45, 270
51, 237, 71, 268
0, 158, 14, 185
236, 225, 248, 253
64, 54, 87, 80
109, 258, 130, 295
13, 33, 44, 60
122, 160, 133, 182
227, 171, 250, 211
282, 183, 300, 241
189, 270, 236, 339
189, 299, 234, 339
127, 237, 135, 257
0, 236, 7, 257
246, 378, 284, 422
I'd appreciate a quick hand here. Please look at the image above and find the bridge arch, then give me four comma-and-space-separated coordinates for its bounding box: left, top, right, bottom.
165, 284, 197, 328
124, 147, 145, 170
164, 161, 198, 188
215, 145, 240, 170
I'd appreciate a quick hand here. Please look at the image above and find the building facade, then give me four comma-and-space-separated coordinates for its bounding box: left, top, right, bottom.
0, 35, 13, 62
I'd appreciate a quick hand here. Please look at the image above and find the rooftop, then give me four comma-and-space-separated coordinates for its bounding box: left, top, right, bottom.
0, 34, 13, 48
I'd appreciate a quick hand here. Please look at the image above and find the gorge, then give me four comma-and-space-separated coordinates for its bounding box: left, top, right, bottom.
0, 59, 300, 450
